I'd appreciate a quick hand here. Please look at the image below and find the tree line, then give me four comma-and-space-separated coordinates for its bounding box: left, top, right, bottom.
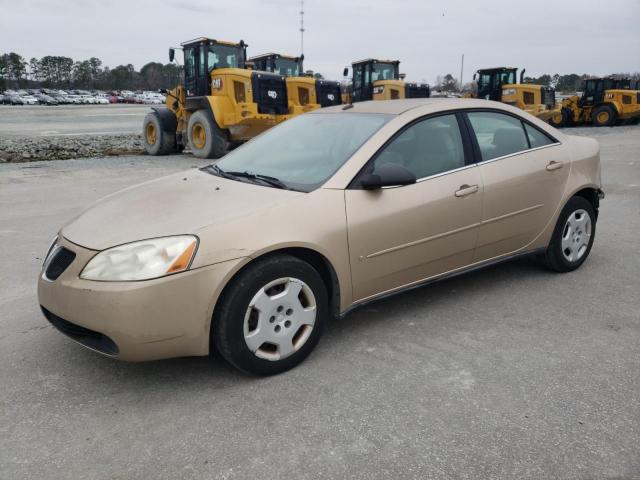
0, 52, 181, 91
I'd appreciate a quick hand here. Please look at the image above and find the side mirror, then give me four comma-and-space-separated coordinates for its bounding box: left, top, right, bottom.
472, 73, 477, 81
360, 163, 416, 190
343, 67, 349, 77
399, 73, 406, 80
169, 48, 175, 62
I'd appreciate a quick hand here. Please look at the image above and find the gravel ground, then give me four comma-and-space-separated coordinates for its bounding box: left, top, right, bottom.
0, 133, 144, 162
0, 125, 639, 479
0, 104, 149, 161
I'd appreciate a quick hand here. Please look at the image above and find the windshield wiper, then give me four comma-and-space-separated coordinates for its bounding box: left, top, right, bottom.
224, 170, 289, 190
202, 164, 234, 180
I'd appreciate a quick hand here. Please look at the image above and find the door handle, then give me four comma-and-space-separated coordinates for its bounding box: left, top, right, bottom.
546, 161, 564, 171
454, 184, 479, 197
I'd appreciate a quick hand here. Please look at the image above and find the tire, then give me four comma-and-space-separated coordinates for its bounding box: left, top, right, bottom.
142, 112, 176, 155
543, 196, 596, 273
592, 105, 617, 127
213, 254, 328, 376
187, 109, 230, 159
549, 108, 569, 128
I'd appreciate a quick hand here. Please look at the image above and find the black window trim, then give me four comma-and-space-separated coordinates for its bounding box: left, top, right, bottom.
348, 110, 476, 190
462, 108, 562, 165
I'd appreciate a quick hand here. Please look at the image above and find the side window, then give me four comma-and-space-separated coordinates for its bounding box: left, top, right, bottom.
524, 123, 554, 148
199, 48, 206, 75
467, 111, 529, 161
372, 114, 465, 180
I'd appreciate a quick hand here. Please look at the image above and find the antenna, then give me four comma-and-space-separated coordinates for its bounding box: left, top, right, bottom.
299, 0, 305, 56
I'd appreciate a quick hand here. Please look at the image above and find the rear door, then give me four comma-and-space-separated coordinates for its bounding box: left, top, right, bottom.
345, 113, 482, 301
465, 110, 570, 262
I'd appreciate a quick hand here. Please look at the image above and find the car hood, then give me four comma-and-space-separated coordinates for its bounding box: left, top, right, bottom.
61, 168, 304, 251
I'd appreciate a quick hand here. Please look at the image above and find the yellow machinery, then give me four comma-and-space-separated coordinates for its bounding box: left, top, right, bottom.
342, 59, 430, 103
473, 67, 559, 121
549, 77, 640, 127
142, 38, 294, 159
249, 53, 342, 114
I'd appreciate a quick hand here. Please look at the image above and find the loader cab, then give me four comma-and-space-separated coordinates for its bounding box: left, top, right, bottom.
351, 59, 400, 102
475, 67, 517, 101
581, 78, 618, 106
250, 53, 303, 77
180, 38, 247, 97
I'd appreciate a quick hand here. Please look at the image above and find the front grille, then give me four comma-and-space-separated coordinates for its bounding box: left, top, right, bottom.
251, 72, 289, 115
405, 83, 430, 99
315, 80, 342, 107
541, 87, 556, 108
41, 307, 119, 356
45, 247, 76, 281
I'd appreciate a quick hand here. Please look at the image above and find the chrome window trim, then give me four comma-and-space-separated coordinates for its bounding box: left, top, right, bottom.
475, 141, 562, 167
41, 245, 62, 283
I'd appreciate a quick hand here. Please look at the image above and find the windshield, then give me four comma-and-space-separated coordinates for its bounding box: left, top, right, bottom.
371, 63, 397, 82
214, 113, 392, 192
273, 58, 301, 76
207, 44, 242, 70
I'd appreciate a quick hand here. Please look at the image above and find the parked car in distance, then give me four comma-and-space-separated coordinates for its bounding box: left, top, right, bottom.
38, 99, 603, 375
6, 94, 25, 105
20, 95, 39, 105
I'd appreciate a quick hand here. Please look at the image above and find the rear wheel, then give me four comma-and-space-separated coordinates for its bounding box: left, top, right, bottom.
187, 110, 230, 159
592, 105, 617, 127
543, 196, 596, 273
142, 112, 176, 155
213, 254, 327, 375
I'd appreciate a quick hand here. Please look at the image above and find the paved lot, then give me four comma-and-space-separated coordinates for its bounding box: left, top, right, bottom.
0, 104, 149, 137
0, 126, 639, 479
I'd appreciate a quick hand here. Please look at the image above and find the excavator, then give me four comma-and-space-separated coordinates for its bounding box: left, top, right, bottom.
342, 59, 430, 103
249, 52, 342, 112
550, 77, 640, 127
142, 37, 297, 159
473, 67, 559, 122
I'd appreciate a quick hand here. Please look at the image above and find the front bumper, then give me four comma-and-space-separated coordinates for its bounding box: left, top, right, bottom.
37, 236, 246, 361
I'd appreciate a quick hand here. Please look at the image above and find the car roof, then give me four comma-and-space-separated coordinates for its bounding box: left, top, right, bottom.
312, 98, 510, 115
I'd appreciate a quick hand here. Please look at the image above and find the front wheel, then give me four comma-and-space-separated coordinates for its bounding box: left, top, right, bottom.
187, 110, 230, 159
213, 255, 327, 375
543, 196, 596, 273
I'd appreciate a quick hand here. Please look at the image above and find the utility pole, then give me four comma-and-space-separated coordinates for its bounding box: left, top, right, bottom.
299, 0, 305, 56
459, 53, 464, 92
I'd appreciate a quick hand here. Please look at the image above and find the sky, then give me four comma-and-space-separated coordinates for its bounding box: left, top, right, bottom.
1, 0, 639, 84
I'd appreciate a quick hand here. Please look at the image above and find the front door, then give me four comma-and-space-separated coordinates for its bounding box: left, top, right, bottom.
345, 113, 483, 302
465, 110, 570, 262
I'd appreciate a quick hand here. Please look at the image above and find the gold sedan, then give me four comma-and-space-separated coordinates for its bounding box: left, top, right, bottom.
38, 99, 603, 375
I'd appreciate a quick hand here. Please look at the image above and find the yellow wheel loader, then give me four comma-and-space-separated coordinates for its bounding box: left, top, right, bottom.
342, 59, 430, 103
473, 67, 559, 122
550, 77, 640, 128
142, 38, 293, 159
249, 53, 342, 113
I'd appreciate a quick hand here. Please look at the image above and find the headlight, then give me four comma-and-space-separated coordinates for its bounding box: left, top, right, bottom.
80, 235, 198, 281
502, 88, 517, 96
373, 86, 385, 95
